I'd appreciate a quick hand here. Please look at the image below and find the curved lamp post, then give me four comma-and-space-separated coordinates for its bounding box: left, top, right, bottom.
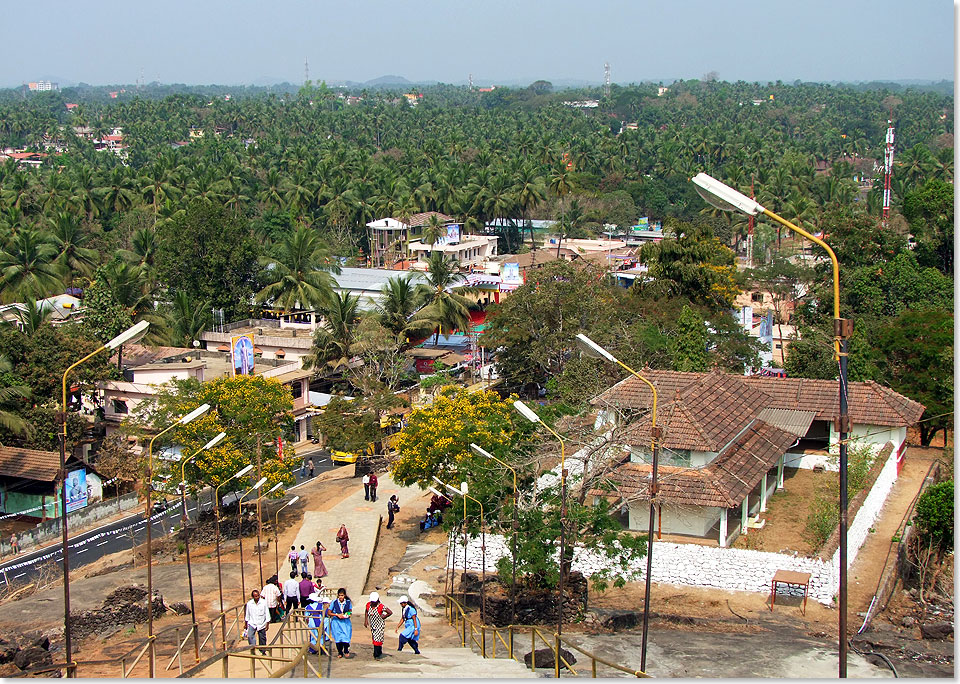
428, 486, 456, 597
273, 496, 300, 579
236, 477, 268, 604
434, 477, 486, 624
691, 172, 850, 677
575, 333, 660, 672
145, 402, 211, 677
470, 443, 519, 626
513, 399, 567, 635
214, 464, 254, 647
253, 482, 283, 588
59, 320, 149, 677
178, 431, 225, 664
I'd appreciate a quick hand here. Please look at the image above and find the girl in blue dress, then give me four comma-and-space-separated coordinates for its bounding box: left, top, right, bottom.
328, 587, 354, 658
395, 595, 421, 654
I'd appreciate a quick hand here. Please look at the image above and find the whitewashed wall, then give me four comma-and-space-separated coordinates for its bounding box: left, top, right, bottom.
450, 448, 899, 606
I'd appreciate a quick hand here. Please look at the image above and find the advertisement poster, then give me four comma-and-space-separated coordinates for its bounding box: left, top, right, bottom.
633, 217, 649, 232
502, 262, 521, 284
65, 468, 88, 513
231, 333, 255, 376
445, 224, 461, 244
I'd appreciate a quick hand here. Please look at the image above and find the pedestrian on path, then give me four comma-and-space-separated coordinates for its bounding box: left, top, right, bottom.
283, 571, 301, 613
311, 541, 328, 578
288, 545, 298, 574
298, 572, 314, 602
305, 592, 331, 654
244, 589, 270, 653
300, 458, 307, 479
9, 533, 19, 555
368, 472, 379, 502
261, 575, 283, 623
395, 595, 421, 654
308, 457, 315, 478
336, 524, 350, 558
298, 544, 310, 574
329, 587, 354, 658
364, 591, 393, 660
386, 495, 399, 529
362, 473, 371, 500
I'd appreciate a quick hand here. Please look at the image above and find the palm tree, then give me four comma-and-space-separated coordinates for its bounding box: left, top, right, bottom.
304, 291, 363, 372
420, 214, 446, 253
0, 229, 63, 303
375, 274, 434, 344
411, 251, 474, 345
13, 297, 54, 336
166, 291, 212, 347
49, 213, 98, 281
0, 354, 29, 440
256, 224, 341, 313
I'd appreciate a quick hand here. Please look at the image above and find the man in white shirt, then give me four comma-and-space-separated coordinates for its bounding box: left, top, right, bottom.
283, 571, 301, 613
261, 577, 282, 623
362, 473, 371, 500
244, 589, 270, 653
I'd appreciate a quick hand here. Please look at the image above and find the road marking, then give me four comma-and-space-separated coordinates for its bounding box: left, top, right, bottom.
97, 541, 110, 547
76, 549, 88, 554
14, 573, 25, 579
188, 507, 196, 513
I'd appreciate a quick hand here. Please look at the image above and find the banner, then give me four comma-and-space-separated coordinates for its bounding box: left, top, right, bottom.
502, 262, 522, 284
230, 334, 255, 376
64, 469, 88, 513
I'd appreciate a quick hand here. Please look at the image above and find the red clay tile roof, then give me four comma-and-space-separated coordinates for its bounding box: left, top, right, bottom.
0, 446, 61, 482
590, 419, 799, 508
400, 211, 454, 228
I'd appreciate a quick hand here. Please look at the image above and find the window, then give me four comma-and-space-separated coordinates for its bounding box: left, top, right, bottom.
751, 292, 764, 303
112, 399, 128, 415
290, 381, 303, 400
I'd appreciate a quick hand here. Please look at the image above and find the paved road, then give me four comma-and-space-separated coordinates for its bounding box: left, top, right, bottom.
0, 447, 335, 587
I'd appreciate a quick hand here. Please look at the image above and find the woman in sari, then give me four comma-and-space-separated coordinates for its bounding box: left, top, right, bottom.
328, 587, 354, 658
311, 541, 328, 578
336, 524, 350, 558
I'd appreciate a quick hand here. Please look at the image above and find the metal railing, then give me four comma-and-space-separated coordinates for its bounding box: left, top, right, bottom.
443, 594, 649, 678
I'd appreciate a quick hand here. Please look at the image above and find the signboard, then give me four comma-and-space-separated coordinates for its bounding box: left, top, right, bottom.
634, 217, 649, 231
65, 468, 88, 513
432, 224, 461, 247
502, 262, 522, 284
231, 334, 255, 376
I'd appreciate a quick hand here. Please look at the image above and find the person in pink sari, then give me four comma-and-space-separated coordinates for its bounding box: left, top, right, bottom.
311, 541, 328, 578
336, 524, 350, 558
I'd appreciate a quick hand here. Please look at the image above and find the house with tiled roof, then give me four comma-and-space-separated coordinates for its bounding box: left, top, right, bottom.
366, 212, 497, 270
588, 369, 924, 546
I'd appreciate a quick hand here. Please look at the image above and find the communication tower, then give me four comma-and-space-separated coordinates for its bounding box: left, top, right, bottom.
881, 117, 895, 225
746, 177, 755, 268
469, 73, 474, 90
603, 62, 611, 97
304, 57, 309, 85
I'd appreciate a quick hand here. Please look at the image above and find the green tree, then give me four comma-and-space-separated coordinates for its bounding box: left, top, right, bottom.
0, 354, 29, 439
914, 480, 953, 551
411, 251, 474, 345
256, 224, 340, 313
902, 179, 953, 274
670, 305, 709, 372
0, 229, 63, 303
304, 291, 363, 372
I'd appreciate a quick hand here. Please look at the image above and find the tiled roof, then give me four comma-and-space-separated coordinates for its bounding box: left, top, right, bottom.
403, 211, 454, 228
590, 420, 799, 508
0, 446, 61, 482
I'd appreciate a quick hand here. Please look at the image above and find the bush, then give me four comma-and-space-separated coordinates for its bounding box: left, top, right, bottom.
914, 480, 953, 551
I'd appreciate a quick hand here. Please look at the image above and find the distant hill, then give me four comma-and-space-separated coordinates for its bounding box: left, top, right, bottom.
364, 75, 413, 86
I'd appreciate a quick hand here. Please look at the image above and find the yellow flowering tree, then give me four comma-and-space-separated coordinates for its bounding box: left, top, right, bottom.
134, 374, 296, 498
390, 386, 518, 487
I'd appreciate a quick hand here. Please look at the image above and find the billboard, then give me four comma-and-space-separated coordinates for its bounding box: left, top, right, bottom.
433, 224, 461, 247
632, 217, 649, 232
502, 262, 522, 284
231, 334, 255, 376
65, 468, 88, 513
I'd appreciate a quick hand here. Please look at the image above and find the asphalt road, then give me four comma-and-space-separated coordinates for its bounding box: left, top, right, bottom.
0, 447, 335, 587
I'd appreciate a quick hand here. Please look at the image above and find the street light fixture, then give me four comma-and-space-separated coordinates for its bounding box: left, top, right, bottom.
691, 172, 851, 677
513, 400, 567, 635
178, 431, 226, 664
428, 486, 457, 595
575, 333, 660, 672
236, 477, 268, 604
273, 496, 300, 579
470, 443, 519, 626
214, 464, 253, 647
58, 320, 149, 677
145, 402, 211, 677
434, 476, 486, 624
253, 482, 283, 587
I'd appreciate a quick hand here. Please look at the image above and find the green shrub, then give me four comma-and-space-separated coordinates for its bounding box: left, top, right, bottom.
914, 480, 953, 550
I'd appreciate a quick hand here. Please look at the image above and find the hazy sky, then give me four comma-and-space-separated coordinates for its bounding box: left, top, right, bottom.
2, 1, 954, 87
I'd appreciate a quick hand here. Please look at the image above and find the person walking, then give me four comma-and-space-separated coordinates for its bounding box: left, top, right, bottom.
328, 587, 354, 658
298, 572, 314, 603
311, 541, 328, 579
9, 533, 19, 556
336, 524, 349, 558
386, 495, 399, 529
287, 545, 299, 575
300, 458, 307, 479
282, 571, 301, 613
368, 472, 379, 502
363, 591, 393, 660
362, 473, 371, 500
244, 589, 270, 654
308, 457, 315, 478
304, 592, 331, 654
261, 575, 282, 623
298, 544, 310, 574
395, 595, 421, 654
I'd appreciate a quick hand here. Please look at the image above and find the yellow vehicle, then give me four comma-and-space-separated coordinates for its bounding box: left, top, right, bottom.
331, 443, 375, 465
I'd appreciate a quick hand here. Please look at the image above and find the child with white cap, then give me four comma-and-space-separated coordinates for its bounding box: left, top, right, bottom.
363, 591, 394, 659
395, 595, 421, 654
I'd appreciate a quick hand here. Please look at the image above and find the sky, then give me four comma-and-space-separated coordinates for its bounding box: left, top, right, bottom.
2, 1, 954, 87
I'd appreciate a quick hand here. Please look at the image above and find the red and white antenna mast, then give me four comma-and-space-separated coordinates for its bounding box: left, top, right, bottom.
746, 176, 755, 268
882, 115, 895, 225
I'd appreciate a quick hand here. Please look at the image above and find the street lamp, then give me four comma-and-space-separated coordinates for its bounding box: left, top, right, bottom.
178, 431, 226, 664
428, 486, 456, 596
273, 496, 300, 579
434, 476, 486, 624
214, 464, 254, 647
513, 400, 567, 635
236, 477, 268, 604
253, 482, 283, 588
691, 172, 851, 677
59, 320, 149, 677
433, 477, 469, 602
145, 402, 211, 677
471, 443, 519, 626
575, 333, 660, 672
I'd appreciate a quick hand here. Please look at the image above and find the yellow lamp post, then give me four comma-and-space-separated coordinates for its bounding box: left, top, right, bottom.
273, 496, 300, 579
214, 464, 254, 647
145, 403, 211, 676
470, 443, 519, 626
252, 481, 283, 588
59, 320, 149, 677
178, 431, 226, 664
428, 486, 456, 596
691, 172, 851, 677
434, 476, 486, 624
575, 333, 660, 672
235, 477, 268, 605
